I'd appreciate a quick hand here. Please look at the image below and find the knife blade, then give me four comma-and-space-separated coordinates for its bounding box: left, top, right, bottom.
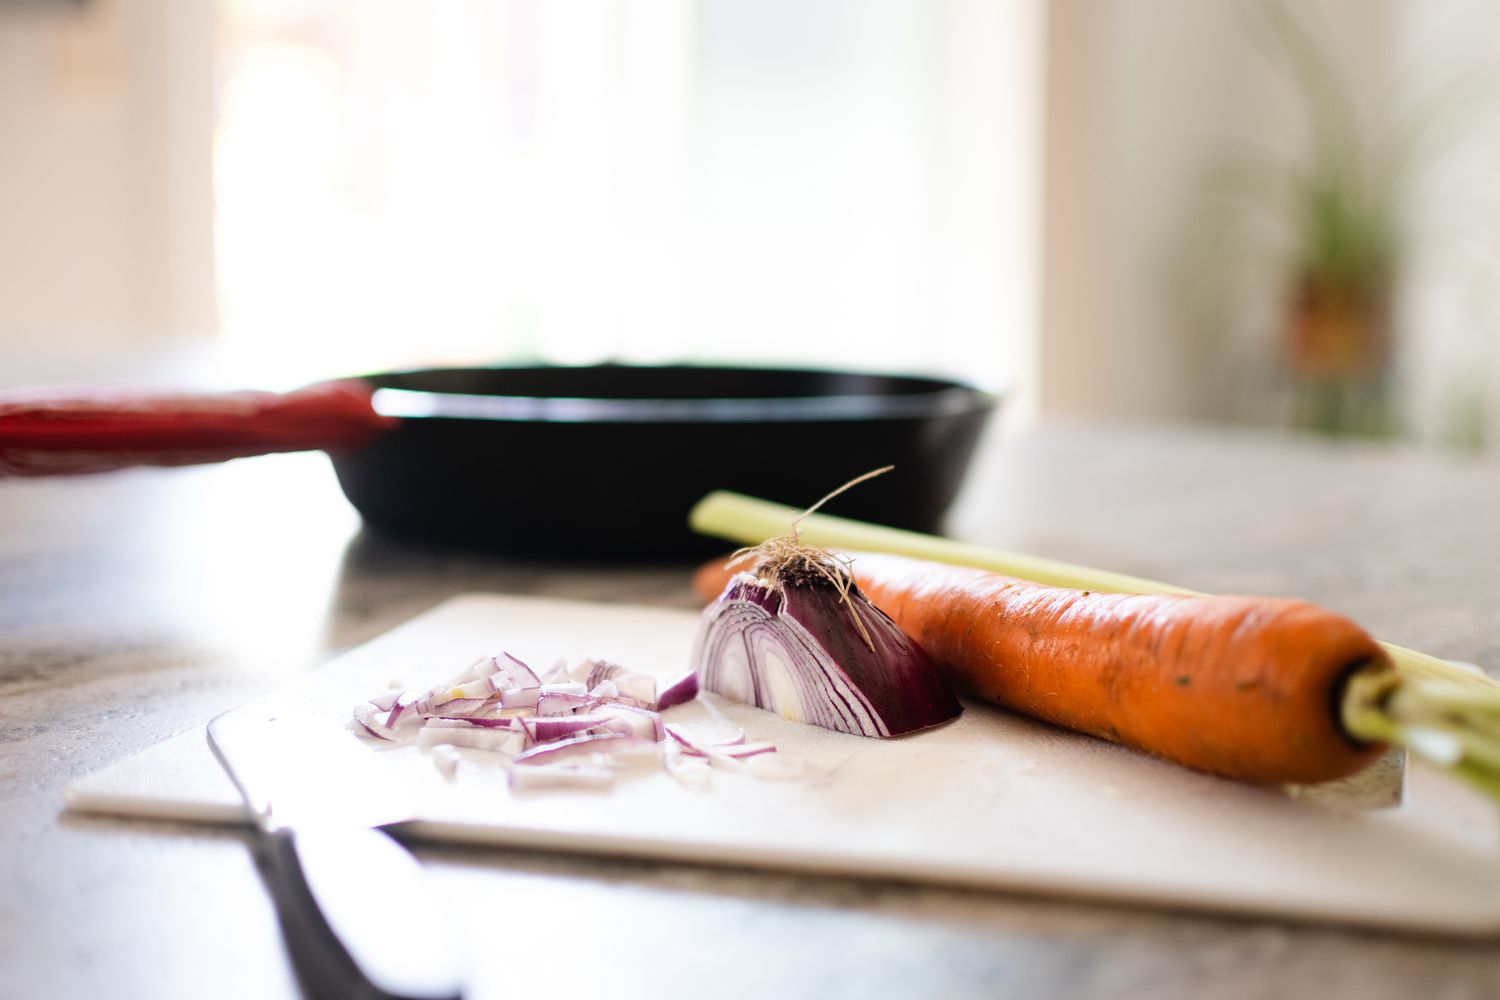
208, 707, 464, 1000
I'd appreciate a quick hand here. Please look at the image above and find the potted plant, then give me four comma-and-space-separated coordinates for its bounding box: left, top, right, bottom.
1217, 3, 1425, 436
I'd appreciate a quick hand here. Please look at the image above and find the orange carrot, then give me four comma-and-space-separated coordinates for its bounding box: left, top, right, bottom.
694, 552, 1389, 784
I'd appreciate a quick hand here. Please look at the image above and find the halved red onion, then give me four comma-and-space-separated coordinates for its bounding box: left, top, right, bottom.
692, 572, 961, 738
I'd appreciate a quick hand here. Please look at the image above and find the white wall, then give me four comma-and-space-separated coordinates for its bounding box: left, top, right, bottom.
1043, 0, 1279, 422
1387, 0, 1500, 448
1042, 0, 1500, 447
0, 0, 216, 349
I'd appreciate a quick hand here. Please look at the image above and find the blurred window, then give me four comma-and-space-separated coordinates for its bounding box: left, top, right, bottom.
216, 0, 1040, 389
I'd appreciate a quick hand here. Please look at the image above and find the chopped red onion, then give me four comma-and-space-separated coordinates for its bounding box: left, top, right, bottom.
653, 671, 699, 710
692, 571, 961, 738
351, 648, 792, 794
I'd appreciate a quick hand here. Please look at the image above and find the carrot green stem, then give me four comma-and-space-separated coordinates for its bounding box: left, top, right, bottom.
689, 489, 1500, 802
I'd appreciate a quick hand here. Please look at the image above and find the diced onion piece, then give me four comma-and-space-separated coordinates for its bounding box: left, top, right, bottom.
369, 690, 403, 712
384, 690, 420, 729
654, 671, 699, 710
428, 716, 519, 730
513, 732, 661, 766
499, 687, 541, 709
581, 660, 658, 705
508, 763, 615, 792
494, 652, 542, 689
431, 745, 462, 779
536, 691, 599, 717
352, 704, 398, 742
665, 753, 713, 789
665, 724, 758, 758
417, 727, 525, 754
521, 713, 610, 745
595, 703, 664, 741
426, 696, 487, 717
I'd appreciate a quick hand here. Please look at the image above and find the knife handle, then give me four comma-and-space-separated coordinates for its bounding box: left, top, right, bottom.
258, 825, 464, 1000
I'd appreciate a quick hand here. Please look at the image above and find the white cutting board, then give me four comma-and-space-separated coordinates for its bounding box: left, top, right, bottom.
66, 593, 1500, 936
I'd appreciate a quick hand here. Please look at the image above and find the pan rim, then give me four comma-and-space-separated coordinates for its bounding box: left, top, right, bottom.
364, 364, 998, 425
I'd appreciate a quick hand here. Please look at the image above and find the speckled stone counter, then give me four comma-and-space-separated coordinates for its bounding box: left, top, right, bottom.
3, 421, 1499, 1000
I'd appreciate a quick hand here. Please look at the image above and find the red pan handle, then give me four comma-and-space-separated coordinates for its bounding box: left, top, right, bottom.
0, 379, 397, 478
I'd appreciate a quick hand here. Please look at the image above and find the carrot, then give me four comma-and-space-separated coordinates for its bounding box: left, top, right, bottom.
694, 551, 1389, 784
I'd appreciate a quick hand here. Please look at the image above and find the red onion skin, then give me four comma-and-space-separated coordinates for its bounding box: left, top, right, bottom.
694, 574, 962, 738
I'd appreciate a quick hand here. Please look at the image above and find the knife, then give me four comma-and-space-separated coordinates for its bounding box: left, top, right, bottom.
208, 708, 464, 1000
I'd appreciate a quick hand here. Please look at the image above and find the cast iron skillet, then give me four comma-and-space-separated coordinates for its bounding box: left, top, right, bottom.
0, 364, 997, 559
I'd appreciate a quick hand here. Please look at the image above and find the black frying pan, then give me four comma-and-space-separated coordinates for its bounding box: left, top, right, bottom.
0, 364, 997, 558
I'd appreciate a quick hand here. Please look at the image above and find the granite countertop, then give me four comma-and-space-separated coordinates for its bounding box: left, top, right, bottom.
2, 419, 1498, 999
